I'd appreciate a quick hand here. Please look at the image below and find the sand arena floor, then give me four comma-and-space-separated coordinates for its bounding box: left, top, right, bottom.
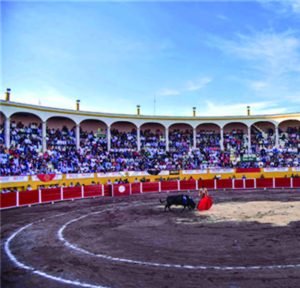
1, 189, 300, 288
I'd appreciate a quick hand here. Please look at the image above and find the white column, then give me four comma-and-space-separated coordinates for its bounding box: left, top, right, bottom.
248, 126, 251, 154
5, 116, 10, 148
193, 127, 196, 149
42, 121, 47, 152
76, 124, 80, 149
220, 128, 224, 150
107, 126, 111, 150
275, 125, 279, 148
165, 128, 169, 151
137, 126, 141, 151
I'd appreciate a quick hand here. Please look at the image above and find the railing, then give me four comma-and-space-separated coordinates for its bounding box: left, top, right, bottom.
1, 178, 299, 210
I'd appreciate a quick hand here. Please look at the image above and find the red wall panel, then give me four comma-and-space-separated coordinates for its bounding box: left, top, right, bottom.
216, 179, 233, 189
256, 178, 273, 188
198, 179, 214, 189
84, 185, 102, 197
41, 188, 61, 203
245, 179, 255, 188
234, 179, 244, 189
275, 178, 291, 188
19, 190, 39, 206
142, 182, 159, 193
131, 183, 141, 194
113, 184, 131, 197
63, 187, 82, 200
293, 177, 300, 188
103, 185, 112, 197
161, 181, 178, 191
179, 180, 196, 191
0, 192, 17, 208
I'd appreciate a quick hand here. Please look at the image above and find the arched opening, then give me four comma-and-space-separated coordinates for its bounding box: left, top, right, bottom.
0, 112, 5, 147
10, 112, 42, 150
110, 121, 137, 150
80, 119, 108, 152
251, 121, 275, 153
46, 116, 76, 150
168, 123, 193, 152
196, 123, 221, 150
278, 120, 300, 150
223, 122, 248, 152
140, 122, 166, 151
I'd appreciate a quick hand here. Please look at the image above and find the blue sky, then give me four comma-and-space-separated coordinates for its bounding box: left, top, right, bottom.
2, 0, 300, 116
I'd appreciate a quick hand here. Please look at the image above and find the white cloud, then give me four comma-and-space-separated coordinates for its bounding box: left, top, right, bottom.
249, 80, 268, 91
186, 77, 212, 91
259, 0, 300, 15
201, 100, 287, 116
157, 88, 180, 97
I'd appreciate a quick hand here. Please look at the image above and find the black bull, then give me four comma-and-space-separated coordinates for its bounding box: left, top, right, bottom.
160, 195, 196, 212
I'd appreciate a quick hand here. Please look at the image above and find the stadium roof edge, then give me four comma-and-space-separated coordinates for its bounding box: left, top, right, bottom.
1, 100, 299, 121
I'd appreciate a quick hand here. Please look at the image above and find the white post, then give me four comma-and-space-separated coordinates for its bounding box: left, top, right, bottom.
101, 184, 104, 196
137, 127, 141, 151
5, 116, 10, 148
158, 181, 161, 192
254, 178, 257, 189
111, 184, 114, 197
16, 190, 19, 207
140, 182, 143, 193
214, 179, 217, 190
129, 183, 132, 195
248, 126, 251, 154
273, 177, 275, 189
42, 121, 47, 152
290, 177, 293, 189
38, 189, 42, 203
232, 178, 235, 189
220, 128, 224, 150
193, 127, 196, 149
243, 178, 246, 189
81, 185, 84, 198
177, 179, 180, 191
165, 128, 169, 151
76, 124, 80, 149
60, 187, 63, 200
195, 179, 198, 190
107, 126, 111, 150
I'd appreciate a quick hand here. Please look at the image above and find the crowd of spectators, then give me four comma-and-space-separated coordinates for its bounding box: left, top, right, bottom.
0, 122, 299, 176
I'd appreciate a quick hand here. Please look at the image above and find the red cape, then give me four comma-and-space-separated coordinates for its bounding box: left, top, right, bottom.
197, 196, 213, 211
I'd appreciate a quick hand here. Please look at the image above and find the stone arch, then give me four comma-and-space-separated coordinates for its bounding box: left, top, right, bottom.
140, 122, 166, 151
196, 123, 221, 149
110, 121, 138, 150
168, 123, 193, 151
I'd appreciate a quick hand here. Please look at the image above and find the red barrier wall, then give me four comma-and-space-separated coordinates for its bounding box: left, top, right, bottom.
245, 179, 255, 188
256, 178, 273, 188
275, 178, 291, 188
0, 192, 17, 208
198, 179, 214, 189
236, 168, 261, 173
84, 185, 102, 197
41, 188, 61, 203
216, 179, 233, 189
142, 182, 159, 193
234, 179, 244, 189
63, 187, 82, 200
113, 184, 131, 196
179, 180, 196, 191
131, 183, 141, 194
19, 190, 39, 206
161, 181, 178, 191
103, 185, 112, 197
293, 178, 300, 188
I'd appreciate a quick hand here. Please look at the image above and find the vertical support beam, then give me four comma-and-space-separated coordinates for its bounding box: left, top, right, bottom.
193, 127, 196, 149
275, 124, 279, 148
140, 182, 143, 193
16, 190, 20, 207
101, 184, 105, 197
254, 178, 257, 189
214, 179, 217, 190
243, 178, 246, 189
60, 187, 63, 200
220, 127, 224, 150
38, 189, 42, 203
177, 179, 180, 191
137, 126, 141, 151
195, 179, 199, 190
158, 181, 161, 193
165, 127, 169, 151
248, 126, 251, 154
42, 121, 47, 152
76, 124, 80, 149
107, 126, 111, 151
81, 185, 84, 198
5, 116, 10, 148
232, 178, 235, 189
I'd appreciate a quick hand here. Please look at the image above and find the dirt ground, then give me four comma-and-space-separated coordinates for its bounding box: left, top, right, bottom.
1, 189, 300, 288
